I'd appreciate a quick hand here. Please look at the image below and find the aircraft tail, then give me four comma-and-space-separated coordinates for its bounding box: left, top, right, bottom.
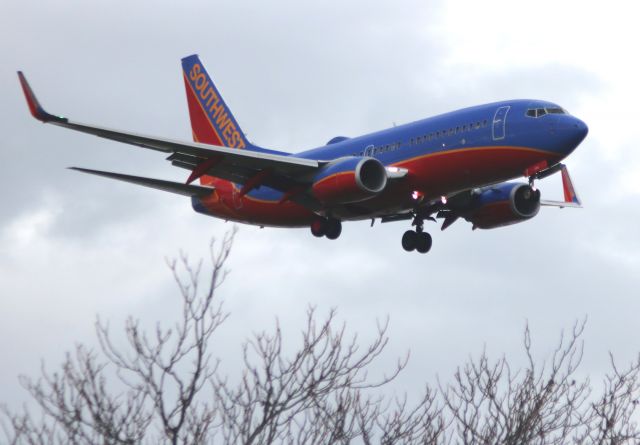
181, 54, 252, 149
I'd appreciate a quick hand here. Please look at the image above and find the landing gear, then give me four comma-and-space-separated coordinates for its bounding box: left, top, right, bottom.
311, 219, 326, 237
401, 229, 432, 253
415, 232, 432, 253
325, 219, 342, 240
310, 217, 342, 240
401, 230, 417, 251
401, 217, 432, 254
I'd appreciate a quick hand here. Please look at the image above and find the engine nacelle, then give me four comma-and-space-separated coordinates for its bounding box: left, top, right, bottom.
465, 183, 540, 230
312, 157, 387, 205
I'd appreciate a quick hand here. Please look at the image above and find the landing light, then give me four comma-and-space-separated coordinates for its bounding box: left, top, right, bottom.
412, 191, 420, 200
441, 196, 447, 204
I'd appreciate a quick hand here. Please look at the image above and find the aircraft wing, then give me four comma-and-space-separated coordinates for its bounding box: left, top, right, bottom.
18, 72, 325, 200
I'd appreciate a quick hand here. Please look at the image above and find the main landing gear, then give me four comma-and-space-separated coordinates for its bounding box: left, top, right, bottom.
401, 218, 432, 254
310, 217, 342, 240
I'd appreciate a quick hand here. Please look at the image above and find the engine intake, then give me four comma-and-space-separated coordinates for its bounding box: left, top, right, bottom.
312, 157, 387, 205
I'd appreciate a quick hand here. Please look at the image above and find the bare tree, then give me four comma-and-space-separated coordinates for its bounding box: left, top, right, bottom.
3, 231, 234, 445
579, 354, 640, 444
211, 307, 426, 444
439, 322, 593, 444
3, 231, 640, 444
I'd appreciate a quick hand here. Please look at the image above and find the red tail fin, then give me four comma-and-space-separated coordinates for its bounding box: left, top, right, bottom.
181, 54, 250, 149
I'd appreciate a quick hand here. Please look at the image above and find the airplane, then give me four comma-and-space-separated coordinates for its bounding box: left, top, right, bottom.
17, 54, 588, 253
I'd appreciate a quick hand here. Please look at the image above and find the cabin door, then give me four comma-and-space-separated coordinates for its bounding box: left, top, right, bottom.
492, 106, 510, 141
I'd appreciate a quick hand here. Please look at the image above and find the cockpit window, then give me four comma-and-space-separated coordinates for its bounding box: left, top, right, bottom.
525, 107, 567, 118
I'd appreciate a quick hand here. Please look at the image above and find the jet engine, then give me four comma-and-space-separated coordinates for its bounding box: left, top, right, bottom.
312, 157, 387, 205
465, 183, 540, 230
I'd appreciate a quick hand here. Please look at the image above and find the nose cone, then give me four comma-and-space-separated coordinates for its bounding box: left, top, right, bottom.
556, 115, 588, 156
572, 117, 589, 143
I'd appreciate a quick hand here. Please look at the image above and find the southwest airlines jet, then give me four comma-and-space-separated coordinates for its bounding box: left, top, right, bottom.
18, 54, 588, 253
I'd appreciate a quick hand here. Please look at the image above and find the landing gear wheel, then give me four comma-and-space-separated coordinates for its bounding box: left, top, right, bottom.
415, 232, 432, 254
310, 219, 326, 237
325, 219, 342, 240
402, 230, 418, 252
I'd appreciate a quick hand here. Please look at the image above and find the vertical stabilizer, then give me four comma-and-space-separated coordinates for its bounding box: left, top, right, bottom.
181, 54, 251, 149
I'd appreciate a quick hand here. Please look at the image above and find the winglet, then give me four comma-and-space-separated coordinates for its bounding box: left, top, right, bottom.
17, 72, 67, 123
540, 165, 582, 208
561, 165, 581, 206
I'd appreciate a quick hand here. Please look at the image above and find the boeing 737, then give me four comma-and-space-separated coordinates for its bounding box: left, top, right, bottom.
18, 54, 588, 253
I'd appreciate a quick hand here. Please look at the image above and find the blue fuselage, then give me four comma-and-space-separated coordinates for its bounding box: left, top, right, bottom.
232, 99, 587, 222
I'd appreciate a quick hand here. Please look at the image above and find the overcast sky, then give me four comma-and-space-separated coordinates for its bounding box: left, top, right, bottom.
2, 0, 640, 407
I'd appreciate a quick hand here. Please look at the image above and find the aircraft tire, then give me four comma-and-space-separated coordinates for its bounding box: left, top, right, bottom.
416, 232, 432, 254
325, 219, 342, 240
401, 230, 417, 252
310, 219, 326, 237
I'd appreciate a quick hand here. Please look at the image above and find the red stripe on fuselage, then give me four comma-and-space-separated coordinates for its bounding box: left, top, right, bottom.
394, 145, 561, 197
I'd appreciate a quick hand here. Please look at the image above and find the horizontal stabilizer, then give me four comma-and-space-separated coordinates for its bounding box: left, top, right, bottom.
69, 167, 215, 197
